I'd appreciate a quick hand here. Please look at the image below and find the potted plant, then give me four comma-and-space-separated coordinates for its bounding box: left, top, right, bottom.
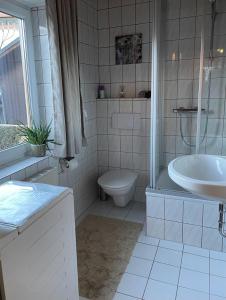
18, 122, 57, 157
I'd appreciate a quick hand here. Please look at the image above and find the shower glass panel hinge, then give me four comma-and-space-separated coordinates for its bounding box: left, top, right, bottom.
218, 203, 226, 238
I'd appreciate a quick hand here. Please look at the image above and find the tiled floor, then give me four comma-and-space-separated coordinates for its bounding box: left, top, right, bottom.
79, 200, 226, 300
87, 199, 146, 223
114, 232, 226, 300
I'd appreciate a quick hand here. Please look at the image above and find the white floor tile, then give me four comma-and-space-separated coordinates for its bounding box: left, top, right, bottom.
183, 245, 210, 258
138, 231, 159, 246
176, 287, 209, 300
210, 259, 226, 278
126, 256, 153, 278
125, 206, 146, 223
133, 202, 146, 210
117, 273, 148, 299
113, 292, 140, 300
107, 206, 131, 220
143, 279, 177, 300
150, 262, 180, 285
210, 251, 226, 262
155, 247, 182, 267
179, 268, 209, 293
132, 243, 157, 261
210, 275, 226, 298
159, 239, 184, 251
182, 253, 209, 274
88, 200, 114, 216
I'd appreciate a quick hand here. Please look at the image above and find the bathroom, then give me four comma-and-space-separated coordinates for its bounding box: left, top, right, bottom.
0, 0, 226, 299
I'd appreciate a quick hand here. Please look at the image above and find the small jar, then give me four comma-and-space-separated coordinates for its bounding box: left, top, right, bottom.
98, 85, 105, 99
120, 85, 125, 98
100, 89, 105, 99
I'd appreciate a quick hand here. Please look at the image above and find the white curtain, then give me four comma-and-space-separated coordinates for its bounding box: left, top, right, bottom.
46, 0, 86, 157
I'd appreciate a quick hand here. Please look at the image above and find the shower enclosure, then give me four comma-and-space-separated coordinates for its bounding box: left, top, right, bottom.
150, 0, 226, 190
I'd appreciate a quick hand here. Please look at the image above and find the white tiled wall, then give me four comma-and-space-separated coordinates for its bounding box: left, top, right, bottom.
161, 0, 226, 166
146, 189, 226, 252
97, 0, 152, 98
31, 7, 53, 133
97, 0, 152, 201
0, 156, 52, 184
30, 1, 99, 219
97, 97, 150, 202
28, 0, 226, 214
73, 0, 99, 217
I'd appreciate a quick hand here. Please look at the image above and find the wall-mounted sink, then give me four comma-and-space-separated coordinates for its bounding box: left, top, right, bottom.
168, 154, 226, 202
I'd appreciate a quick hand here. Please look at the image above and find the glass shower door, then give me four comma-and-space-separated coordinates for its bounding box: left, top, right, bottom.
196, 0, 226, 156
150, 0, 226, 190
150, 0, 165, 188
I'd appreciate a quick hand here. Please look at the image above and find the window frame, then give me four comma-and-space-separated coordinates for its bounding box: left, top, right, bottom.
0, 0, 39, 166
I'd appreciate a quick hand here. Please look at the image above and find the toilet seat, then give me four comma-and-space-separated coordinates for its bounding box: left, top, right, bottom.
98, 170, 138, 207
98, 170, 137, 190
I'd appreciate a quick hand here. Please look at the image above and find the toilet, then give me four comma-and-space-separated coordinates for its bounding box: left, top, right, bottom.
98, 170, 138, 207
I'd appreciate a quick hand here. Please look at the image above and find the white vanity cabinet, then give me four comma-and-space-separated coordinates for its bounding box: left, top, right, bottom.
0, 181, 79, 300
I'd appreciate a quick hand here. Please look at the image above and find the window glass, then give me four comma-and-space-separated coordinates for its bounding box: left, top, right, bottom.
0, 11, 29, 151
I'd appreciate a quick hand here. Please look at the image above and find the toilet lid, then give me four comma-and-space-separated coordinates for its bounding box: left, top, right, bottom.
98, 170, 137, 189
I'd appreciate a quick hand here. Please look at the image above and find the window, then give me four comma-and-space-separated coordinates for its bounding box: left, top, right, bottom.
0, 12, 29, 150
0, 1, 38, 165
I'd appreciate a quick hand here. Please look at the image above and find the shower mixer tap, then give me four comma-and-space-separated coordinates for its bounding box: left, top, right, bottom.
203, 65, 217, 81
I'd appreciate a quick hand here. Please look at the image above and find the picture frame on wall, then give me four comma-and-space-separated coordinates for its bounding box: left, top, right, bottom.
115, 33, 142, 65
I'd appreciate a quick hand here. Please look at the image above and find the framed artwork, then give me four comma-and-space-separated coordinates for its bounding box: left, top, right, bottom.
115, 33, 142, 65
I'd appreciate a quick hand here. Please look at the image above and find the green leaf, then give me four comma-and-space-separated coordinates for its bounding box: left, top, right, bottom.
17, 121, 60, 146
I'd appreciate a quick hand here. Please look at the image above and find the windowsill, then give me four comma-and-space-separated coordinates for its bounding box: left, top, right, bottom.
0, 156, 49, 181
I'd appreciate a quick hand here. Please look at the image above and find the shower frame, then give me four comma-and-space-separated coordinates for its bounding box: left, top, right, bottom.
150, 0, 214, 188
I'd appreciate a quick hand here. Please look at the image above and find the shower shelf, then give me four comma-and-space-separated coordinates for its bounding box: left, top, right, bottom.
173, 107, 206, 114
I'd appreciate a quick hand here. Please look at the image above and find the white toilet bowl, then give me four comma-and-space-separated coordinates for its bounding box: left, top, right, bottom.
98, 170, 137, 207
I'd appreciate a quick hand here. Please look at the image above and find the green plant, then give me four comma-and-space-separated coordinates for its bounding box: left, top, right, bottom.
17, 121, 57, 147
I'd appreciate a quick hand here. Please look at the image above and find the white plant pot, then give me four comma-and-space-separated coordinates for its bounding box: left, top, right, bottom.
30, 144, 46, 157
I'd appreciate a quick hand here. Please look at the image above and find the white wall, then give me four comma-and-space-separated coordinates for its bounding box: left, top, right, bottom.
97, 97, 151, 202
30, 0, 226, 208
31, 7, 53, 131
31, 0, 152, 206
147, 189, 226, 252
97, 0, 152, 98
96, 0, 153, 202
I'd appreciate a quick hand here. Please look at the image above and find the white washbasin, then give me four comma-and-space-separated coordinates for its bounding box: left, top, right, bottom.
168, 154, 226, 202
